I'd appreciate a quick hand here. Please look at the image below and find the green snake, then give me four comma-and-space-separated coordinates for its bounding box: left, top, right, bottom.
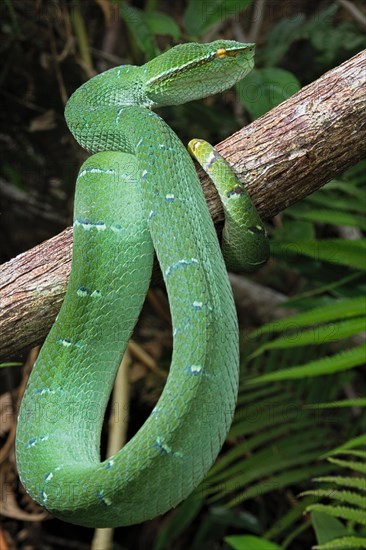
16, 41, 269, 528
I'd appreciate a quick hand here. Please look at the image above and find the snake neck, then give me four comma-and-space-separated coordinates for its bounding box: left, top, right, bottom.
68, 65, 151, 109
64, 65, 157, 148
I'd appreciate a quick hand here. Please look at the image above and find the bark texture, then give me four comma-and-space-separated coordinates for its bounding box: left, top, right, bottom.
0, 50, 365, 360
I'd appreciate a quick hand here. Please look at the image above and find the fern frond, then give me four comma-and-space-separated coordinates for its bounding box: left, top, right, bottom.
247, 344, 366, 384
251, 297, 366, 338
305, 399, 366, 409
301, 489, 366, 509
306, 190, 366, 214
250, 317, 365, 358
264, 497, 313, 539
223, 465, 332, 508
271, 239, 366, 270
307, 503, 366, 525
327, 457, 366, 475
334, 450, 366, 459
324, 435, 366, 458
312, 476, 366, 492
287, 207, 366, 230
315, 536, 366, 549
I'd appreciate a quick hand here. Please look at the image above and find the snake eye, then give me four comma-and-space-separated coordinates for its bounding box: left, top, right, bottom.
216, 48, 237, 59
216, 48, 227, 58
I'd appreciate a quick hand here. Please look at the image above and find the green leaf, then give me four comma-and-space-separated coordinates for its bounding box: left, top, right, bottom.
271, 239, 366, 270
276, 220, 316, 242
264, 497, 313, 539
144, 11, 181, 39
335, 450, 366, 459
184, 0, 252, 36
0, 362, 22, 368
153, 492, 203, 550
311, 510, 348, 545
313, 476, 366, 493
223, 465, 332, 508
190, 507, 260, 549
247, 344, 366, 384
259, 14, 306, 66
286, 208, 366, 230
250, 317, 365, 358
308, 504, 366, 526
208, 429, 331, 495
119, 4, 158, 59
308, 20, 366, 65
305, 399, 366, 409
236, 67, 300, 119
303, 489, 366, 509
272, 219, 315, 241
315, 536, 366, 549
284, 272, 362, 306
328, 457, 366, 475
305, 192, 366, 215
225, 535, 282, 550
326, 435, 366, 457
209, 418, 288, 476
251, 297, 366, 338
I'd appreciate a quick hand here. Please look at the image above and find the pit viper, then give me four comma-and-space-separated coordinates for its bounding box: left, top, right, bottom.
16, 41, 269, 528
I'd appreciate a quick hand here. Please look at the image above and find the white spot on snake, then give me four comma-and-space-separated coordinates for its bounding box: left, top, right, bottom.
59, 338, 72, 347
148, 210, 157, 222
165, 194, 175, 202
165, 258, 199, 277
193, 301, 203, 310
45, 466, 62, 482
204, 150, 218, 170
40, 490, 47, 505
80, 223, 93, 231
27, 435, 49, 448
77, 286, 101, 298
77, 286, 89, 297
74, 219, 106, 231
153, 437, 183, 457
97, 491, 112, 506
79, 168, 115, 178
34, 388, 55, 395
104, 459, 114, 470
136, 138, 144, 147
142, 169, 148, 179
248, 225, 265, 234
116, 107, 124, 124
154, 437, 171, 454
158, 143, 174, 152
226, 187, 244, 200
190, 365, 203, 374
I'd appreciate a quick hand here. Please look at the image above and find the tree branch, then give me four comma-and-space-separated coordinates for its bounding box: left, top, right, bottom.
0, 50, 365, 360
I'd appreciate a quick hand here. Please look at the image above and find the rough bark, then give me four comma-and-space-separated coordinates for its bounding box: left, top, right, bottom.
0, 50, 365, 360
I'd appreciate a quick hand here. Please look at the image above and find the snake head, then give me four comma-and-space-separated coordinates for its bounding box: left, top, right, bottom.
143, 40, 255, 107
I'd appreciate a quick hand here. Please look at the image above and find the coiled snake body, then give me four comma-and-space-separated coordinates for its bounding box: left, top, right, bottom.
16, 41, 268, 527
